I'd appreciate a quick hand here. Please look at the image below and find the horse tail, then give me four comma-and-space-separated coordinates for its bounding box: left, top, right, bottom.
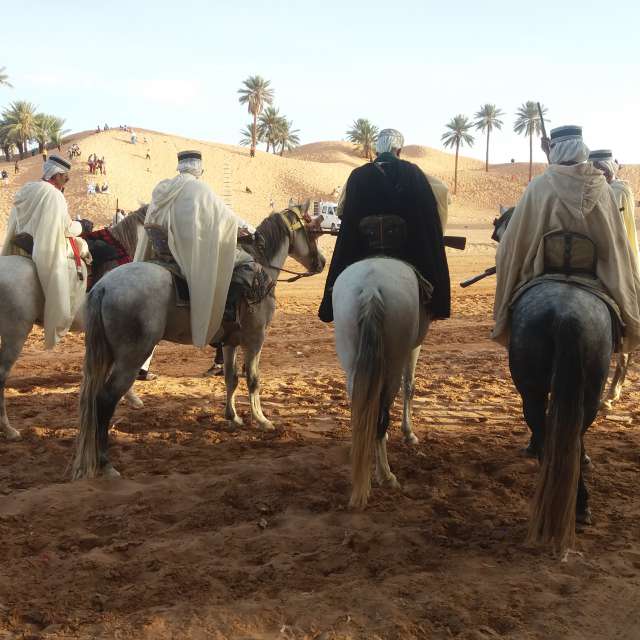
528, 315, 584, 553
349, 286, 386, 509
72, 287, 113, 480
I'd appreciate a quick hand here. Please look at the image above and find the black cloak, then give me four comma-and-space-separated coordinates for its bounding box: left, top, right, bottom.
318, 155, 451, 322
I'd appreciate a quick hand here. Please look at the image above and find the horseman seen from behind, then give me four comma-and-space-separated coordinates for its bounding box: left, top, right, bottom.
493, 126, 640, 352
134, 150, 256, 348
318, 128, 451, 324
0, 155, 91, 349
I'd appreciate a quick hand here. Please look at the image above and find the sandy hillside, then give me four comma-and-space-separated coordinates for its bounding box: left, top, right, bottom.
1, 130, 640, 639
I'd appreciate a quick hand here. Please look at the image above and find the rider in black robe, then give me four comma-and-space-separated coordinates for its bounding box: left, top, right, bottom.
318, 144, 451, 322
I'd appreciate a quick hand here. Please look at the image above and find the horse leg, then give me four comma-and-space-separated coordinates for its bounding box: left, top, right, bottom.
401, 345, 421, 445
601, 352, 629, 410
96, 364, 139, 477
223, 345, 243, 427
245, 344, 274, 431
0, 326, 29, 440
521, 392, 547, 459
374, 404, 400, 489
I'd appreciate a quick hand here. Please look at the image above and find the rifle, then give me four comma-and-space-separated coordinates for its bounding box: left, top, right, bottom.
537, 102, 550, 163
460, 266, 496, 288
325, 227, 466, 250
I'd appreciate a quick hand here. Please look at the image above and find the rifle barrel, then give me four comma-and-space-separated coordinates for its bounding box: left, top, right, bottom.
459, 266, 497, 288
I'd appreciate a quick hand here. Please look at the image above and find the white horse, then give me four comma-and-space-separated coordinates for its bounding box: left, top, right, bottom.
0, 209, 147, 441
333, 257, 430, 509
72, 204, 326, 480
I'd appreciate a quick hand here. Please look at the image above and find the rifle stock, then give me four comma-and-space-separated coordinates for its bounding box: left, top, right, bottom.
460, 266, 496, 288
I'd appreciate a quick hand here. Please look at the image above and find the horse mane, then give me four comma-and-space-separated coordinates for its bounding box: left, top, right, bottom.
110, 204, 148, 257
254, 212, 289, 263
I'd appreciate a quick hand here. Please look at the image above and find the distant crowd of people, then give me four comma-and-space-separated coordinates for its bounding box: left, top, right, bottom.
87, 153, 106, 175
87, 181, 109, 195
68, 144, 81, 159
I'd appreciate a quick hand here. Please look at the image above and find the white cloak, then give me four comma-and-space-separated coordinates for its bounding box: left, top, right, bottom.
1, 181, 87, 349
135, 173, 237, 348
493, 163, 640, 352
610, 179, 638, 260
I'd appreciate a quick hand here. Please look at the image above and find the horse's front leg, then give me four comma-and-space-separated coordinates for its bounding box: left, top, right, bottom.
223, 345, 243, 426
0, 328, 28, 441
244, 342, 274, 431
401, 345, 421, 445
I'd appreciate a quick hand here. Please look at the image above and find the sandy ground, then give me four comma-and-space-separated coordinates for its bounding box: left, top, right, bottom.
1, 133, 640, 639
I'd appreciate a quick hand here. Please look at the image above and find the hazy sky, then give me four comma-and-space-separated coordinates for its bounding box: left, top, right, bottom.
3, 0, 639, 164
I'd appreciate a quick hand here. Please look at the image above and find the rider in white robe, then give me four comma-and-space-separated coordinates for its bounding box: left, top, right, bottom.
1, 156, 89, 349
589, 149, 638, 261
135, 151, 254, 348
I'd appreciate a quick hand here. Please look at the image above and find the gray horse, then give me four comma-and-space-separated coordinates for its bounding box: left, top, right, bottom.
0, 208, 146, 440
72, 204, 326, 480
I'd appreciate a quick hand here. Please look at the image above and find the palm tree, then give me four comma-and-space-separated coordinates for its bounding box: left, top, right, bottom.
0, 101, 38, 158
0, 66, 12, 88
239, 123, 260, 148
274, 119, 300, 156
237, 75, 274, 157
514, 101, 548, 182
0, 125, 16, 161
441, 115, 475, 195
258, 106, 281, 153
34, 114, 67, 152
474, 104, 504, 172
346, 118, 378, 160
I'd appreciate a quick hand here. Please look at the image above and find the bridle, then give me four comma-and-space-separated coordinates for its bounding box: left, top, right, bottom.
269, 207, 322, 282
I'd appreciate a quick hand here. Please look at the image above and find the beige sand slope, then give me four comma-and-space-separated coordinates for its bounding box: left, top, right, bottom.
2, 129, 639, 237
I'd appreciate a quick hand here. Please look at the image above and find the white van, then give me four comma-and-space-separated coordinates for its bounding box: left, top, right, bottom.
314, 201, 341, 232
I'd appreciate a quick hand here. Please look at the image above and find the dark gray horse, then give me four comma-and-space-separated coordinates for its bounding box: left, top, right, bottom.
509, 280, 613, 552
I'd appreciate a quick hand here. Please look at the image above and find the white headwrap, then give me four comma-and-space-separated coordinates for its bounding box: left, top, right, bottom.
42, 157, 70, 181
177, 157, 203, 177
589, 150, 618, 181
549, 126, 589, 165
376, 128, 404, 154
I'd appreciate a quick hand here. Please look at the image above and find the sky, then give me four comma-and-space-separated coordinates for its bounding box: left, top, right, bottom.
3, 0, 640, 164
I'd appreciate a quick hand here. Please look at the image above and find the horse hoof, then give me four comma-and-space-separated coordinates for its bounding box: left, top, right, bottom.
404, 433, 419, 446
124, 394, 144, 409
102, 463, 121, 479
4, 426, 21, 441
576, 508, 592, 526
260, 421, 275, 431
582, 453, 592, 467
226, 415, 243, 427
600, 400, 613, 411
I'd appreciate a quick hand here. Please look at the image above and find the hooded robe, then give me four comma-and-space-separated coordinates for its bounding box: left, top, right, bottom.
1, 181, 87, 349
610, 179, 638, 260
134, 173, 237, 348
318, 154, 451, 322
493, 163, 640, 352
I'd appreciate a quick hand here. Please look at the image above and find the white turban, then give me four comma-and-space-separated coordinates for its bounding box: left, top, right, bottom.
589, 150, 618, 180
42, 156, 71, 180
549, 126, 589, 165
376, 128, 404, 154
177, 157, 203, 177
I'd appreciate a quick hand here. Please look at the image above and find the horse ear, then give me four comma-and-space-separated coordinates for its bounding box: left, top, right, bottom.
308, 214, 323, 233
300, 199, 312, 221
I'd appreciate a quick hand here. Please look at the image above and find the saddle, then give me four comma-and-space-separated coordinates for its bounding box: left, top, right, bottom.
359, 215, 407, 255
542, 231, 597, 278
144, 225, 273, 311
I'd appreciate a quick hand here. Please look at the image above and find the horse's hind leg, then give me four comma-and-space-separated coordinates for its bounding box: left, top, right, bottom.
0, 327, 30, 440
521, 392, 547, 459
223, 345, 243, 427
97, 364, 139, 477
374, 404, 400, 489
401, 345, 421, 445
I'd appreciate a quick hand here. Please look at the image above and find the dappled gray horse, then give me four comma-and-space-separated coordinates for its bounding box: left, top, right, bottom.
72, 204, 326, 480
0, 208, 147, 440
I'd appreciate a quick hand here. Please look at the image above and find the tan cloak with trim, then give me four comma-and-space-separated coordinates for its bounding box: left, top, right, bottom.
492, 163, 640, 352
1, 181, 87, 349
134, 173, 237, 348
